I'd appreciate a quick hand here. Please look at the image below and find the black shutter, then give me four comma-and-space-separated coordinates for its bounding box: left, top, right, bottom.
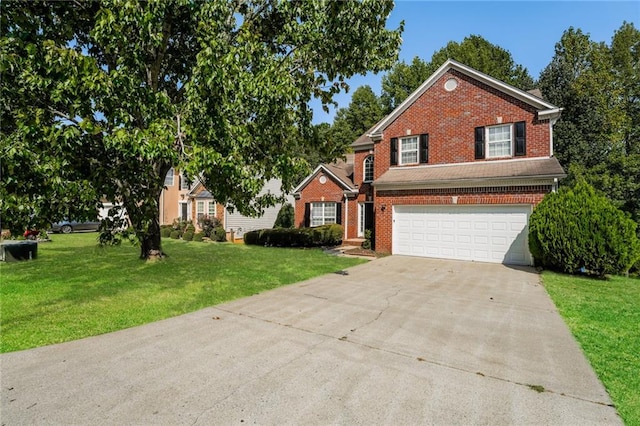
474, 127, 485, 159
390, 137, 398, 166
336, 202, 342, 225
515, 121, 526, 156
304, 203, 310, 227
420, 134, 429, 164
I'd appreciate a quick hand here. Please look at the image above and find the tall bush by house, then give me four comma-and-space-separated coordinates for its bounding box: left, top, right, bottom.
529, 181, 640, 277
274, 203, 295, 228
197, 215, 221, 238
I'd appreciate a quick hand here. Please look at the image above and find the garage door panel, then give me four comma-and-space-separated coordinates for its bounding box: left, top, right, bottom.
393, 205, 532, 265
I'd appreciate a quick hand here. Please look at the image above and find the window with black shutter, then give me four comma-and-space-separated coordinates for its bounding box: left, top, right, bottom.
515, 121, 526, 156
475, 127, 485, 159
420, 134, 429, 164
390, 137, 398, 166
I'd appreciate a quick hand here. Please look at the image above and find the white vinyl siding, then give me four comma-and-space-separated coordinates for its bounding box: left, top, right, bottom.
224, 178, 295, 237
311, 202, 337, 226
400, 136, 418, 165
487, 124, 512, 158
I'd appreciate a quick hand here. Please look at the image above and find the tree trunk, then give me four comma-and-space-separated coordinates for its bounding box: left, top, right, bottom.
139, 216, 164, 260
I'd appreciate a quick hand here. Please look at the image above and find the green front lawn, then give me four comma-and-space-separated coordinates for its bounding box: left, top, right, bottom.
542, 271, 640, 426
0, 233, 366, 353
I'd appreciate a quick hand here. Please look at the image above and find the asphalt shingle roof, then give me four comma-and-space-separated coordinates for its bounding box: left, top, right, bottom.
374, 157, 565, 187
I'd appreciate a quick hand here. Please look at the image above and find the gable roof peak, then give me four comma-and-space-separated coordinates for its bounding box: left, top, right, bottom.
368, 59, 561, 139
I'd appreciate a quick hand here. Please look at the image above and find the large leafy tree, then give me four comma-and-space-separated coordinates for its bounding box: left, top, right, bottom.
381, 35, 535, 113
330, 85, 384, 148
1, 0, 402, 259
539, 23, 640, 223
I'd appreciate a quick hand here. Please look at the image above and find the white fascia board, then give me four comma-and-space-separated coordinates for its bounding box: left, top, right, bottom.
292, 165, 324, 194
538, 107, 563, 121
292, 165, 354, 194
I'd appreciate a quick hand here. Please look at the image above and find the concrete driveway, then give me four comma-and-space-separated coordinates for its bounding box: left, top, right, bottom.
1, 256, 620, 425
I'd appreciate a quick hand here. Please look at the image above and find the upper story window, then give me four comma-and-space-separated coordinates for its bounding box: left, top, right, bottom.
363, 155, 374, 182
164, 168, 174, 186
400, 136, 419, 165
475, 121, 526, 160
179, 174, 191, 190
487, 124, 512, 158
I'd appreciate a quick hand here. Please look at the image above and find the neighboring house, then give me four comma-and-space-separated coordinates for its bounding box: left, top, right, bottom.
294, 59, 565, 265
160, 168, 293, 237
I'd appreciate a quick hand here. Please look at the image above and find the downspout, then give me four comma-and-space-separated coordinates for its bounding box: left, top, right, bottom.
549, 117, 559, 157
343, 193, 348, 241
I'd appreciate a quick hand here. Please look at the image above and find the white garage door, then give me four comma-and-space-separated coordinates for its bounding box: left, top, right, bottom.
393, 205, 532, 265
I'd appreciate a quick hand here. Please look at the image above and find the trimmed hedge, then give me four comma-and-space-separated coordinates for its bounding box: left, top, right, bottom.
244, 224, 343, 247
183, 230, 194, 241
193, 232, 204, 242
169, 230, 181, 240
160, 227, 172, 238
529, 181, 640, 277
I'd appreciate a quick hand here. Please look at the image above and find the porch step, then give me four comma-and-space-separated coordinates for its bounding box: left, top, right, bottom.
343, 238, 365, 247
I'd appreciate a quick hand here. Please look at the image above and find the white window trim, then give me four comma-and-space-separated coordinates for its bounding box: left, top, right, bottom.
164, 168, 175, 186
179, 174, 191, 190
399, 136, 419, 165
486, 124, 513, 159
311, 202, 337, 227
178, 200, 189, 221
363, 155, 374, 183
208, 201, 216, 217
358, 203, 365, 237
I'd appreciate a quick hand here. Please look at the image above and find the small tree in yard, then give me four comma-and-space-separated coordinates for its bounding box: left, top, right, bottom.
529, 181, 640, 277
273, 203, 294, 229
1, 0, 402, 259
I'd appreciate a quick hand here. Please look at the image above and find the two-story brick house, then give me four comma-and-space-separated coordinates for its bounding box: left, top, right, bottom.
294, 59, 565, 265
161, 168, 294, 238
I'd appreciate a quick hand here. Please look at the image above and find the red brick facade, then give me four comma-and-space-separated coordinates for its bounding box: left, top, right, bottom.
294, 172, 350, 231
295, 61, 562, 256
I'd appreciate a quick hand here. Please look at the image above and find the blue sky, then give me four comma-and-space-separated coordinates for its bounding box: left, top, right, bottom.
310, 1, 639, 124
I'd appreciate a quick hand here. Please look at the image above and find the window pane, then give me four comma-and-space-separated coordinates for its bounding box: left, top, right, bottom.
487, 125, 512, 157
310, 202, 336, 226
208, 202, 216, 217
364, 156, 374, 182
400, 137, 418, 164
164, 168, 174, 186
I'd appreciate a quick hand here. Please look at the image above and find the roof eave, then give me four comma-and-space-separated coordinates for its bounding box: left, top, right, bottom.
373, 174, 566, 190
368, 59, 561, 137
292, 164, 355, 194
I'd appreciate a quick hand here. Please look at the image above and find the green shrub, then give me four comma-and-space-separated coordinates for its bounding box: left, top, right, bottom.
529, 181, 640, 277
273, 203, 295, 228
193, 232, 204, 242
197, 215, 221, 238
362, 229, 373, 250
169, 230, 181, 240
213, 226, 227, 242
171, 219, 192, 233
244, 224, 343, 247
185, 224, 196, 233
160, 227, 172, 238
183, 230, 194, 241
